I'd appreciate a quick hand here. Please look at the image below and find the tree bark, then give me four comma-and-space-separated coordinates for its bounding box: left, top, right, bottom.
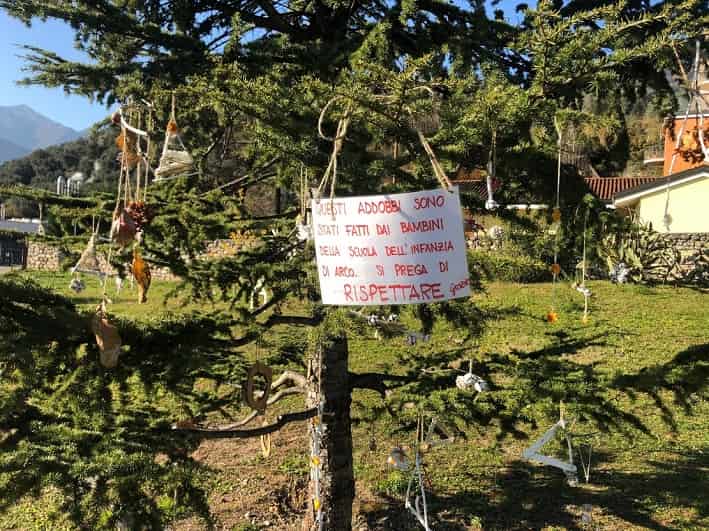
302, 334, 354, 531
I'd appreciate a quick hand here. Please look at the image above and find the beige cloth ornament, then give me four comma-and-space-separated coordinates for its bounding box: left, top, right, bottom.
110, 209, 137, 247
72, 234, 103, 276
155, 118, 194, 180
92, 306, 122, 368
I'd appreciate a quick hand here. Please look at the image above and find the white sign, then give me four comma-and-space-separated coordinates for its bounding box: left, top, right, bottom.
312, 187, 471, 305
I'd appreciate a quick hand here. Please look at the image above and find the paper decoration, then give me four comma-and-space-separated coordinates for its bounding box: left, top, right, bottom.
312, 187, 471, 305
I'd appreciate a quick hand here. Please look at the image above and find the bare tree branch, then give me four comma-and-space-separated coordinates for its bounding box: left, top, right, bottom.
172, 408, 317, 438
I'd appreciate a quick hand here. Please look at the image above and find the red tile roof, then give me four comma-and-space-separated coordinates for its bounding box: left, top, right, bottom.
452, 180, 488, 197
584, 177, 661, 202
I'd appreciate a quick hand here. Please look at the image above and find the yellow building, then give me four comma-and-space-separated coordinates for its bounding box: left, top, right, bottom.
613, 166, 709, 233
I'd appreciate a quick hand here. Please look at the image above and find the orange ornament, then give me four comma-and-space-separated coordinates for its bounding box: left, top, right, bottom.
550, 263, 561, 275
132, 248, 152, 304
166, 119, 179, 134
546, 311, 559, 323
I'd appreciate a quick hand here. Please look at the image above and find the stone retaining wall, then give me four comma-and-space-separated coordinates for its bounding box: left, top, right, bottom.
25, 239, 242, 280
26, 241, 65, 271
666, 232, 709, 277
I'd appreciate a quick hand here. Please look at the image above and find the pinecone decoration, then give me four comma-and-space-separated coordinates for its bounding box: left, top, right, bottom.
126, 201, 154, 232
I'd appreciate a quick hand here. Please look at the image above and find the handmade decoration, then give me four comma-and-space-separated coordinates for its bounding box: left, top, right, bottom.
387, 446, 411, 471
402, 415, 455, 531
548, 116, 565, 322
521, 405, 578, 486
260, 418, 272, 458
456, 361, 489, 399
72, 233, 104, 277
116, 129, 140, 169
609, 262, 629, 284
69, 277, 86, 293
406, 332, 432, 346
125, 200, 153, 232
155, 95, 194, 180
295, 165, 313, 242
243, 361, 273, 413
92, 302, 122, 369
249, 277, 269, 311
110, 209, 137, 247
132, 247, 151, 304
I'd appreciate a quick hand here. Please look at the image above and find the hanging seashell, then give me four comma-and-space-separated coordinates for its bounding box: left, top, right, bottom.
110, 209, 137, 247
132, 248, 152, 304
92, 308, 122, 368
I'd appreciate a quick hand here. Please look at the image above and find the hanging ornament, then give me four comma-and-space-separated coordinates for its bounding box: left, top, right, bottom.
110, 209, 137, 247
546, 311, 559, 324
521, 404, 578, 486
92, 303, 122, 368
455, 372, 489, 394
116, 129, 140, 169
552, 207, 562, 223
243, 361, 273, 413
550, 263, 561, 276
69, 277, 86, 293
125, 201, 153, 232
155, 95, 194, 181
387, 446, 411, 471
71, 233, 104, 277
131, 247, 152, 304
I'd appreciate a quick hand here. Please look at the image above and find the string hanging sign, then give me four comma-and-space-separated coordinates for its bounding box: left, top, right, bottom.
311, 187, 471, 305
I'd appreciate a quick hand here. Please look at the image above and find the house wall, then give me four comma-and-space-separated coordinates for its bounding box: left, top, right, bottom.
663, 116, 708, 175
637, 176, 709, 233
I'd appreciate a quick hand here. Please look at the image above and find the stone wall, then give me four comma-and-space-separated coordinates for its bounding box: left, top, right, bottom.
24, 239, 242, 280
666, 232, 709, 277
26, 241, 65, 271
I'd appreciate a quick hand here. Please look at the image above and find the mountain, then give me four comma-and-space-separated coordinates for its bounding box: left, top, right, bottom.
0, 105, 83, 162
0, 137, 30, 163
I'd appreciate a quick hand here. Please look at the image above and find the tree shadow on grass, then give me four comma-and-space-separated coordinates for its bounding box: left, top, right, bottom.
360, 447, 709, 530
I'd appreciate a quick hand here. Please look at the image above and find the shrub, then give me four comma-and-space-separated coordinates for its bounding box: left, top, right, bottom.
468, 248, 548, 282
597, 215, 679, 283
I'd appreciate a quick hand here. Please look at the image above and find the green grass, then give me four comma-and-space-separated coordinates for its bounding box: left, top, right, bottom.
3, 271, 708, 530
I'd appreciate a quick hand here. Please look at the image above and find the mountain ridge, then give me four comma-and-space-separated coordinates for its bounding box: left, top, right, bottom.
0, 104, 84, 163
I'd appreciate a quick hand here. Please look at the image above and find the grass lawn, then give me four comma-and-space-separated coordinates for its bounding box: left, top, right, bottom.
3, 271, 708, 530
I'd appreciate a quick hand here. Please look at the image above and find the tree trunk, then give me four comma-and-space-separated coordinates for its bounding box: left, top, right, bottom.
302, 334, 354, 531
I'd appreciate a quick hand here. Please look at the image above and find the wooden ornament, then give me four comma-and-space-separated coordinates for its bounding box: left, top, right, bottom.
550, 263, 561, 275
243, 361, 273, 413
260, 418, 272, 458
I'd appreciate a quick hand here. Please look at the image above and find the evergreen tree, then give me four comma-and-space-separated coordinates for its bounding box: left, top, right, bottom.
0, 0, 706, 529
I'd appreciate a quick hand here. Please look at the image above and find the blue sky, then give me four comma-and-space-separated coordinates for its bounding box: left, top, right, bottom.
0, 12, 112, 131
0, 2, 527, 131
